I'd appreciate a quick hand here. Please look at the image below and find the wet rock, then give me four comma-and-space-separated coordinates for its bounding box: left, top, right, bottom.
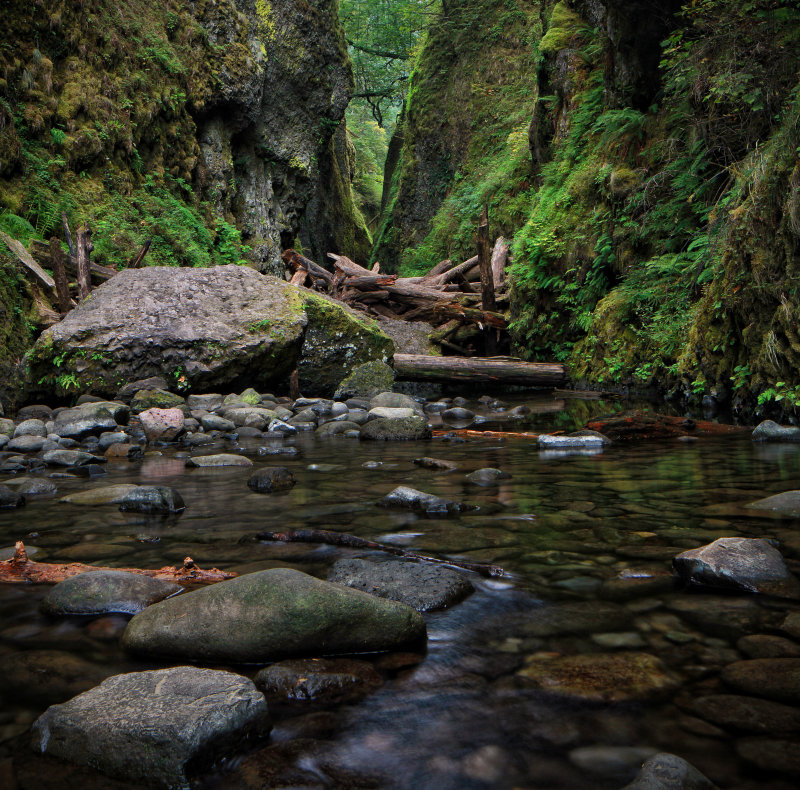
122, 568, 426, 663
689, 694, 800, 735
266, 418, 296, 435
0, 484, 25, 508
130, 388, 186, 414
42, 449, 104, 467
413, 457, 458, 471
721, 658, 800, 704
0, 434, 8, 449
517, 652, 679, 703
255, 658, 382, 704
737, 634, 800, 659
316, 420, 361, 436
568, 746, 659, 780
0, 417, 14, 436
465, 468, 511, 486
98, 431, 129, 450
223, 406, 276, 430
104, 443, 144, 460
665, 596, 761, 639
746, 490, 800, 517
42, 570, 182, 616
370, 391, 424, 415
115, 376, 170, 404
31, 667, 271, 789
7, 435, 46, 452
369, 406, 416, 419
248, 467, 296, 493
187, 393, 224, 412
334, 360, 396, 400
328, 558, 474, 611
14, 418, 47, 437
182, 432, 216, 447
360, 415, 431, 440
673, 537, 800, 597
736, 736, 800, 774
118, 486, 185, 514
752, 419, 800, 442
621, 753, 719, 789
17, 404, 53, 421
599, 569, 675, 600
378, 486, 469, 515
138, 407, 185, 442
0, 649, 109, 704
53, 405, 118, 439
521, 601, 631, 637
591, 632, 647, 649
186, 453, 253, 468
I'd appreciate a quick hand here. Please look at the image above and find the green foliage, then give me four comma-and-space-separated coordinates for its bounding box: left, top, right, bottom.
0, 212, 38, 246
540, 1, 588, 53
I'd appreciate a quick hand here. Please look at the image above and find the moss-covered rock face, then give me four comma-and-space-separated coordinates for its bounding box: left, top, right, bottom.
0, 0, 358, 275
0, 253, 36, 407
297, 291, 394, 396
26, 266, 393, 398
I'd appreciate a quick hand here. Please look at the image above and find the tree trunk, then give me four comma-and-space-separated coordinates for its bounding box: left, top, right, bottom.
76, 225, 92, 299
491, 236, 509, 290
49, 237, 72, 313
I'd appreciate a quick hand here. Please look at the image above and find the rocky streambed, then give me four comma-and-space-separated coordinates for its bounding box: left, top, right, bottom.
1, 383, 800, 789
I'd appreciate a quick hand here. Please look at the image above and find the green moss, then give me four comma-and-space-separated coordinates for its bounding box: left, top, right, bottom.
540, 2, 586, 53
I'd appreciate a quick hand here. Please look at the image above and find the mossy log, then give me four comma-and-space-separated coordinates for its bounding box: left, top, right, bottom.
394, 354, 566, 385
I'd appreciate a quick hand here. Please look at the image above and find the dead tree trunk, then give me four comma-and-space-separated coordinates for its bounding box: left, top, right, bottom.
49, 237, 72, 313
75, 224, 92, 299
491, 236, 509, 290
394, 354, 566, 386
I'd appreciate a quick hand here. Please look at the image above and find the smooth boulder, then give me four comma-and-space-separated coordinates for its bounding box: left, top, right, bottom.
248, 467, 296, 493
122, 568, 426, 663
752, 420, 800, 442
31, 667, 271, 789
621, 753, 719, 789
378, 486, 470, 515
118, 486, 185, 514
360, 415, 431, 441
42, 570, 182, 616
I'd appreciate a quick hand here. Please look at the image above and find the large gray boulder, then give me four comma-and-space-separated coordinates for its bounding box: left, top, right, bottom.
31, 667, 271, 789
122, 568, 426, 663
673, 537, 800, 598
28, 267, 393, 398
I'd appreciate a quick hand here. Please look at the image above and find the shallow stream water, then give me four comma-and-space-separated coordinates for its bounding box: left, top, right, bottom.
1, 393, 800, 789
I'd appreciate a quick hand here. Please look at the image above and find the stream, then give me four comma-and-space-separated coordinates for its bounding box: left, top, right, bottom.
1, 392, 799, 789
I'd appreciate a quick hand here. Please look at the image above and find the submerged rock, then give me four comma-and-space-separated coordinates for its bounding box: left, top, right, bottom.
60, 484, 140, 505
721, 658, 800, 704
1, 476, 57, 496
328, 558, 474, 611
122, 568, 426, 663
621, 753, 719, 789
186, 453, 253, 468
31, 667, 271, 789
413, 457, 459, 471
517, 652, 679, 703
248, 467, 296, 493
378, 486, 470, 515
42, 570, 182, 616
689, 694, 800, 735
746, 490, 800, 517
43, 449, 104, 467
255, 658, 382, 704
673, 537, 800, 597
465, 468, 511, 486
0, 484, 25, 508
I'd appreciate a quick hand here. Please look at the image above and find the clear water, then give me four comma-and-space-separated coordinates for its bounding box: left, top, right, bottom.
1, 394, 799, 789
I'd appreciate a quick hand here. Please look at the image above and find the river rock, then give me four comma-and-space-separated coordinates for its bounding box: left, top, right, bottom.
187, 393, 224, 411
0, 417, 14, 435
122, 568, 426, 663
736, 736, 800, 774
0, 484, 25, 508
42, 570, 182, 616
14, 418, 47, 437
664, 595, 761, 639
621, 753, 719, 789
3, 476, 57, 496
267, 418, 296, 435
316, 420, 361, 436
114, 376, 169, 403
186, 453, 253, 468
370, 391, 424, 414
104, 443, 144, 460
369, 406, 416, 419
130, 388, 186, 414
689, 694, 800, 735
29, 266, 392, 398
539, 433, 607, 448
752, 419, 800, 442
722, 658, 800, 703
0, 434, 8, 449
360, 415, 431, 441
517, 652, 679, 703
98, 431, 129, 450
43, 449, 105, 467
255, 658, 382, 704
737, 634, 800, 659
53, 405, 118, 439
118, 486, 185, 514
328, 558, 473, 611
673, 537, 800, 597
520, 600, 631, 637
137, 406, 186, 443
6, 435, 46, 452
746, 490, 800, 517
248, 467, 296, 493
16, 404, 52, 421
334, 360, 396, 400
378, 485, 469, 514
412, 457, 458, 471
441, 407, 474, 422
201, 413, 235, 431
465, 468, 511, 486
568, 745, 659, 780
224, 406, 276, 429
31, 667, 271, 789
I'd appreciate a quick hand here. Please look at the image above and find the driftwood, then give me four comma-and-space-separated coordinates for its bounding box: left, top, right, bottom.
433, 429, 542, 440
256, 528, 504, 578
394, 354, 566, 385
0, 541, 235, 585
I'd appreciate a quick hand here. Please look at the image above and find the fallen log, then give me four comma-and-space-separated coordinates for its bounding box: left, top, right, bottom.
30, 240, 116, 284
0, 541, 235, 585
418, 258, 452, 284
0, 231, 56, 291
394, 354, 566, 386
282, 249, 334, 285
256, 528, 504, 578
433, 429, 542, 440
129, 237, 153, 269
586, 410, 750, 441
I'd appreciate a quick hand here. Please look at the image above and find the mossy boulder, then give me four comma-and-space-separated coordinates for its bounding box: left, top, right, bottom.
28, 266, 394, 399
334, 360, 396, 400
